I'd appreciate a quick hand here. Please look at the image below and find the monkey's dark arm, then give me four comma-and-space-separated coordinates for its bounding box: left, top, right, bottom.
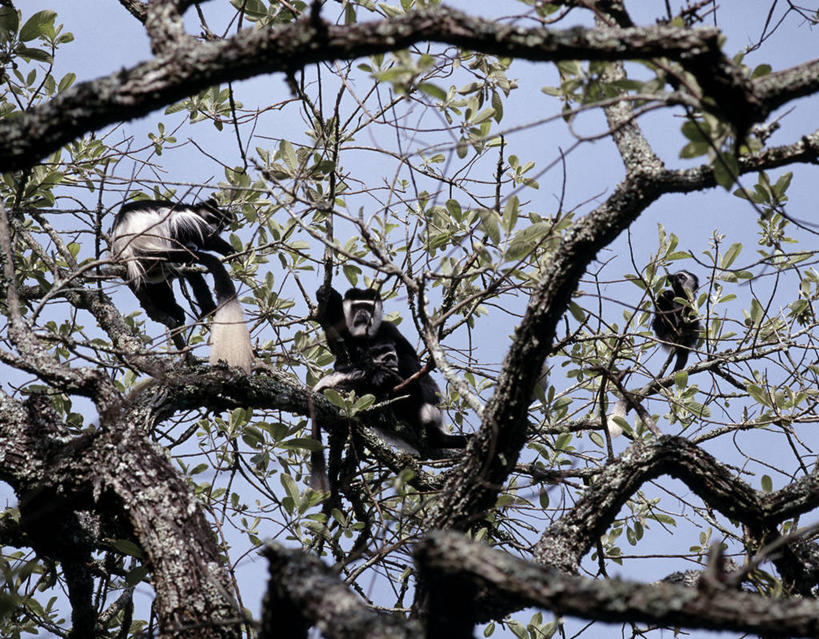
193, 251, 238, 305
171, 216, 235, 257
651, 290, 679, 343
315, 285, 356, 367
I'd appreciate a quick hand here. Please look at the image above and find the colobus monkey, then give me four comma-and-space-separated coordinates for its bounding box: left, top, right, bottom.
111, 199, 253, 372
652, 270, 700, 373
314, 340, 402, 400
314, 285, 468, 451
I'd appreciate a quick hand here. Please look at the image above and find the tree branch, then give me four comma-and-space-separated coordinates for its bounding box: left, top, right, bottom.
0, 8, 782, 172
416, 530, 819, 636
533, 436, 762, 574
261, 543, 419, 639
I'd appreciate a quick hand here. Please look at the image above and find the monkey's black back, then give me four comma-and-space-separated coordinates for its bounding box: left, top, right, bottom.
652, 272, 700, 371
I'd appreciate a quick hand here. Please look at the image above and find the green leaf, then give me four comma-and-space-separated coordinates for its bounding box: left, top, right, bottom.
379, 3, 404, 18
280, 473, 300, 502
469, 107, 495, 126
125, 565, 150, 587
773, 171, 792, 198
165, 101, 187, 115
505, 221, 550, 261
502, 195, 519, 233
19, 10, 55, 42
478, 208, 501, 245
749, 298, 764, 325
568, 302, 586, 322
321, 388, 346, 408
231, 0, 267, 19
681, 120, 707, 143
280, 437, 322, 452
109, 539, 145, 559
761, 474, 772, 492
342, 263, 361, 284
0, 7, 19, 41
456, 137, 468, 159
352, 394, 376, 413
746, 383, 769, 407
751, 64, 772, 79
418, 82, 446, 101
280, 140, 298, 171
713, 152, 739, 190
491, 90, 503, 123
445, 198, 462, 221
14, 45, 52, 62
679, 141, 709, 159
556, 60, 581, 77
720, 242, 742, 269
57, 72, 76, 93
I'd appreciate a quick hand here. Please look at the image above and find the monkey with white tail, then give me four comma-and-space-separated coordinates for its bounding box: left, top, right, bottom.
111, 199, 253, 372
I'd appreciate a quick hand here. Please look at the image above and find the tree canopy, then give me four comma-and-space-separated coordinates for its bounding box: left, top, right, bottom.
2, 1, 819, 638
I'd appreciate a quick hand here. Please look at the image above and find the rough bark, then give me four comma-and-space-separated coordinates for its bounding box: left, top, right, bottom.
261, 543, 419, 639
415, 531, 819, 637
0, 389, 243, 638
0, 7, 813, 173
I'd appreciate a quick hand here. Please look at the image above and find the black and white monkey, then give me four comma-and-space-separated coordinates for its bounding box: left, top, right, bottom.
652, 270, 700, 373
313, 285, 468, 450
603, 271, 700, 438
111, 199, 253, 372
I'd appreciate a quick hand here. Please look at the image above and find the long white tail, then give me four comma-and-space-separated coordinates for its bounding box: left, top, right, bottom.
209, 297, 253, 373
605, 400, 626, 438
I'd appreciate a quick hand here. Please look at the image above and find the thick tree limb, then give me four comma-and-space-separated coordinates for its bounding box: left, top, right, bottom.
422, 121, 819, 535
754, 58, 819, 113
125, 363, 447, 492
0, 7, 791, 173
0, 391, 243, 638
416, 530, 819, 637
261, 543, 419, 639
532, 436, 762, 574
426, 169, 668, 534
528, 434, 819, 594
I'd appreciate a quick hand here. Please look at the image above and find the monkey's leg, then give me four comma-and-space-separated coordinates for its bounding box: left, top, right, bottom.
132, 280, 187, 352
673, 348, 690, 372
657, 349, 675, 378
183, 271, 217, 318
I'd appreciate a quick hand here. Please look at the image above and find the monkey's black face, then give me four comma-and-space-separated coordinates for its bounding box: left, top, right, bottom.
343, 288, 384, 338
671, 270, 698, 295
370, 342, 399, 372
351, 304, 375, 335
